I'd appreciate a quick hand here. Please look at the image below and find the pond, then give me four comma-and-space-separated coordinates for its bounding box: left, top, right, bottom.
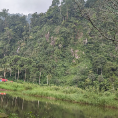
0, 94, 118, 118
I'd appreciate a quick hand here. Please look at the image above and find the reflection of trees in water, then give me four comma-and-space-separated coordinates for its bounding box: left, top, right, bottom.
38, 100, 39, 108
0, 95, 84, 118
22, 98, 24, 110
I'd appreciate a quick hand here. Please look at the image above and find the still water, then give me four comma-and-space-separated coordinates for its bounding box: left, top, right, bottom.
0, 94, 118, 118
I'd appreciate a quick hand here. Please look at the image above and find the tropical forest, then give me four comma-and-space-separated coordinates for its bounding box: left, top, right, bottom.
0, 0, 118, 117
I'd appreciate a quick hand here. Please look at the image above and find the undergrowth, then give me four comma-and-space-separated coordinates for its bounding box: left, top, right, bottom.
0, 81, 118, 108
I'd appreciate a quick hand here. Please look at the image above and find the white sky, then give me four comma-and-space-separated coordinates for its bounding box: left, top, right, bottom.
0, 0, 87, 15
0, 0, 53, 15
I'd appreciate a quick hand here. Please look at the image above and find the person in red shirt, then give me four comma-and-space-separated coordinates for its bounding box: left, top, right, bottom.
2, 79, 7, 82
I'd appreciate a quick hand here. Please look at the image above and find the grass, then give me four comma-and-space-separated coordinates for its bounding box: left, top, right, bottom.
0, 81, 118, 108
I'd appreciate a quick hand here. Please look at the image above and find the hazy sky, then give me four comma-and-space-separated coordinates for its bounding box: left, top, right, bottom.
0, 0, 53, 15
0, 0, 87, 15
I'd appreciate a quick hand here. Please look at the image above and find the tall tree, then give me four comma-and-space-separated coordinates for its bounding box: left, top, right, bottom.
73, 0, 118, 45
51, 0, 60, 7
0, 9, 9, 27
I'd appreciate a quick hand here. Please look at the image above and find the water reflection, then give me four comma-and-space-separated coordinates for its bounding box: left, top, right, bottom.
0, 95, 85, 118
0, 94, 118, 118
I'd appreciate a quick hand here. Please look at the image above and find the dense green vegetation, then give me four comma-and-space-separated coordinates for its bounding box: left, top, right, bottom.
0, 0, 118, 94
1, 90, 118, 118
1, 81, 118, 109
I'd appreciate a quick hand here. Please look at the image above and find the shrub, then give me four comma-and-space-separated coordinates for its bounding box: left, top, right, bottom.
104, 91, 111, 96
24, 85, 33, 90
115, 92, 118, 98
9, 113, 19, 118
98, 98, 107, 106
51, 86, 60, 91
83, 94, 89, 98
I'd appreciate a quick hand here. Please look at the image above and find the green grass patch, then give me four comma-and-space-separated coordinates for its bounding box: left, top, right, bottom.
0, 82, 118, 108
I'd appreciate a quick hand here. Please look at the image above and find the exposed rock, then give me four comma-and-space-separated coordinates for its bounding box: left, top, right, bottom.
17, 46, 20, 53
59, 44, 62, 48
50, 36, 55, 46
73, 59, 76, 63
45, 32, 50, 42
71, 48, 74, 57
75, 53, 79, 59
77, 30, 83, 40
83, 38, 88, 45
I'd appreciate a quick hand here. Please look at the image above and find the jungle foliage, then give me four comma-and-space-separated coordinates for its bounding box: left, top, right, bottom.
0, 0, 118, 92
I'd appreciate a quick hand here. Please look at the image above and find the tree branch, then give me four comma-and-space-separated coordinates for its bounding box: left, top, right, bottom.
73, 0, 118, 43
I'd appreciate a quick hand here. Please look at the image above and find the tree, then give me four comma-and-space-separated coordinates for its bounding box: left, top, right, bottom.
0, 9, 9, 27
0, 27, 14, 57
51, 0, 60, 7
103, 62, 118, 78
21, 58, 33, 82
31, 12, 39, 27
73, 0, 118, 45
85, 0, 98, 8
10, 56, 21, 80
46, 74, 52, 85
29, 62, 38, 83
92, 55, 106, 75
36, 63, 45, 85
61, 0, 76, 21
88, 72, 96, 85
1, 56, 11, 78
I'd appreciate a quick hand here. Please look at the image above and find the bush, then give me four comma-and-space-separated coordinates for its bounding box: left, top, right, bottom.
51, 86, 60, 91
104, 91, 111, 96
98, 98, 107, 106
9, 113, 19, 118
115, 92, 118, 98
24, 85, 33, 90
83, 94, 89, 98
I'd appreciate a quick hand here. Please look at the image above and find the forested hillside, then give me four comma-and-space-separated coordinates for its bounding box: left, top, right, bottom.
0, 0, 118, 91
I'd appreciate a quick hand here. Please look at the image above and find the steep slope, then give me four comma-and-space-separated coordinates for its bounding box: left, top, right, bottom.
0, 0, 118, 91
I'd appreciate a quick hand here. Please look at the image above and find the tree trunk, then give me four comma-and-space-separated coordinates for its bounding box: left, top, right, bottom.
39, 76, 40, 85
15, 97, 17, 107
22, 98, 24, 110
66, 7, 68, 20
101, 67, 102, 75
38, 100, 39, 107
10, 71, 11, 76
47, 76, 48, 85
39, 72, 41, 85
63, 17, 64, 22
97, 68, 98, 74
15, 72, 16, 80
112, 83, 115, 91
60, 6, 61, 15
17, 69, 19, 81
4, 71, 6, 78
24, 69, 26, 82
